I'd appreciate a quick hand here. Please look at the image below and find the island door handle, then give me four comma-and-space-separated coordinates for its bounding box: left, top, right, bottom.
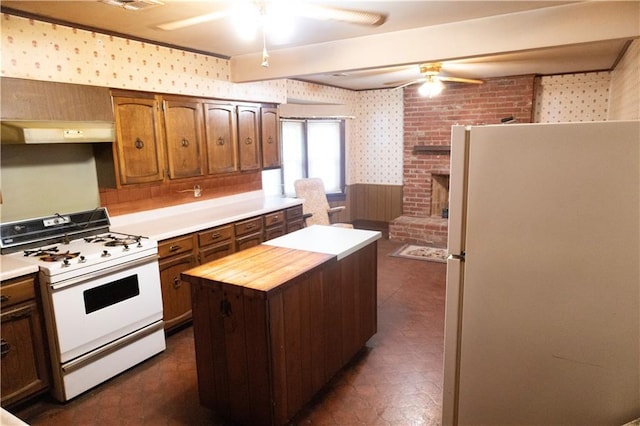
181, 138, 189, 147
245, 137, 253, 145
216, 137, 225, 146
0, 339, 10, 357
135, 138, 144, 149
173, 277, 181, 289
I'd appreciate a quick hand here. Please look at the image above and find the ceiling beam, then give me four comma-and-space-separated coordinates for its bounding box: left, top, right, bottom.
230, 1, 640, 83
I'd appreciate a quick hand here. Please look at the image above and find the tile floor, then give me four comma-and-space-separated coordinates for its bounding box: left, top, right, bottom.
12, 238, 447, 425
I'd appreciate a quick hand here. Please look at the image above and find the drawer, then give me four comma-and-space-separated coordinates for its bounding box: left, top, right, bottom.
158, 235, 194, 259
235, 217, 263, 238
198, 225, 233, 247
264, 210, 284, 228
286, 205, 303, 220
1, 275, 36, 308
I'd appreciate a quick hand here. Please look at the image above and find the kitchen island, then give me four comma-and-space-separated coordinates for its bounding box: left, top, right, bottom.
181, 225, 381, 426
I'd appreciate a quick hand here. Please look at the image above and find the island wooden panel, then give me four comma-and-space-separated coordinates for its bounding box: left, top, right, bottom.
182, 241, 378, 426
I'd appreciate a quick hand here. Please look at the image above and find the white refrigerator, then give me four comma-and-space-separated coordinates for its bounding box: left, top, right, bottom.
442, 121, 640, 425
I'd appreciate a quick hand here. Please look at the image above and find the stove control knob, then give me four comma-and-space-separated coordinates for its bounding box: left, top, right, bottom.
63, 259, 70, 267
79, 255, 86, 263
102, 250, 111, 257
123, 244, 130, 251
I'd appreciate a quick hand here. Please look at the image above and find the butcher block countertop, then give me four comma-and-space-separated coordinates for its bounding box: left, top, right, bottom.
109, 190, 302, 241
182, 245, 334, 294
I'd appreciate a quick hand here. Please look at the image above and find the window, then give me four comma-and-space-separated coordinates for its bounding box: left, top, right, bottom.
278, 119, 345, 198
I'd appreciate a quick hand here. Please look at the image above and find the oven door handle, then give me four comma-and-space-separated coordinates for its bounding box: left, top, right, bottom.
61, 320, 164, 375
50, 255, 159, 291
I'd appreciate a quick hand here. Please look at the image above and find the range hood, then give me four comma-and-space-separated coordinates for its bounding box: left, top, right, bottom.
1, 120, 114, 144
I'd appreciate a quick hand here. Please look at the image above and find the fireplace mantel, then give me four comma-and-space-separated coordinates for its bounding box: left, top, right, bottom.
412, 145, 451, 155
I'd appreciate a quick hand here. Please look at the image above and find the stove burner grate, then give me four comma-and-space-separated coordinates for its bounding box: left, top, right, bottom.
85, 234, 142, 247
24, 246, 59, 257
39, 251, 81, 262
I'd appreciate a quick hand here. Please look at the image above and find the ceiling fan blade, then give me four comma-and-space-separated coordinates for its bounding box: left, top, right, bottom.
437, 76, 484, 84
293, 4, 387, 26
386, 77, 426, 90
156, 10, 230, 31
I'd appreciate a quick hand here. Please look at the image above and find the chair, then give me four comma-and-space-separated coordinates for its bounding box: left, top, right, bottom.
294, 178, 353, 228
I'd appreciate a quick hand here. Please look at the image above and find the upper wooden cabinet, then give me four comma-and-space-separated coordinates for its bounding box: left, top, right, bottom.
203, 102, 239, 174
261, 107, 281, 169
112, 95, 165, 185
108, 90, 279, 187
163, 98, 205, 179
237, 105, 261, 172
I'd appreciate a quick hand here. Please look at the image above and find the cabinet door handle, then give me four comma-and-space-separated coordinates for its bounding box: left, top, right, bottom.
216, 137, 225, 146
0, 338, 11, 357
181, 138, 189, 147
267, 136, 274, 144
169, 245, 181, 252
135, 138, 144, 149
173, 277, 181, 289
245, 137, 253, 145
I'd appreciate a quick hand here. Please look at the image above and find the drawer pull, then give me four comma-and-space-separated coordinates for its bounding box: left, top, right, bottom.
0, 295, 9, 303
211, 232, 221, 239
169, 245, 181, 252
173, 277, 181, 289
246, 224, 255, 229
7, 309, 31, 321
0, 339, 10, 357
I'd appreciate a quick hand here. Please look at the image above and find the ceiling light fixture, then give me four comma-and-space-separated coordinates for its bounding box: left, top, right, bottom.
418, 75, 444, 97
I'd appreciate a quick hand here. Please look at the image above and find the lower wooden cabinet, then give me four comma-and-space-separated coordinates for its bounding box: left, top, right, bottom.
0, 274, 50, 408
234, 216, 263, 251
286, 205, 304, 233
264, 210, 285, 241
158, 236, 196, 331
198, 224, 235, 264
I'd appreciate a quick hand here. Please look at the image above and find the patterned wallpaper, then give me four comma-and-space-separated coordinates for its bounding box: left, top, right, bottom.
353, 90, 404, 185
609, 38, 640, 120
0, 14, 287, 103
534, 72, 611, 122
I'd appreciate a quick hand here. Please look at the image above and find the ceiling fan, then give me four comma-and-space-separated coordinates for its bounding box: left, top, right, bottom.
390, 63, 483, 97
153, 1, 387, 67
156, 1, 386, 31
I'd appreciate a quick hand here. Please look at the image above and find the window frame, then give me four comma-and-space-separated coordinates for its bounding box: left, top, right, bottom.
279, 118, 346, 200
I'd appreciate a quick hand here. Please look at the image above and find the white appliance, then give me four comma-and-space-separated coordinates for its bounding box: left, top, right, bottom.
443, 121, 640, 425
1, 208, 165, 401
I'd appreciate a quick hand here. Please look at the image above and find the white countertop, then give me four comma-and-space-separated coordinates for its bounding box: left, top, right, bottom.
0, 408, 28, 426
264, 225, 381, 260
0, 255, 39, 282
110, 191, 302, 241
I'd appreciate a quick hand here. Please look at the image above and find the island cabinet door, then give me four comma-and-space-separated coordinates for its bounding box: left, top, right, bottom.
190, 280, 263, 425
339, 240, 378, 363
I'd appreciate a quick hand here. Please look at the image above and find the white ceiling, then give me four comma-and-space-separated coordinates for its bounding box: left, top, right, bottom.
1, 1, 637, 90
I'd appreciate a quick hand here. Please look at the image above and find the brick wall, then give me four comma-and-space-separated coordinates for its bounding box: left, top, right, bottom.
391, 75, 536, 246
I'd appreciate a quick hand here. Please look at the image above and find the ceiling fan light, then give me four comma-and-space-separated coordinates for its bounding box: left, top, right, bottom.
232, 3, 261, 41
418, 78, 444, 97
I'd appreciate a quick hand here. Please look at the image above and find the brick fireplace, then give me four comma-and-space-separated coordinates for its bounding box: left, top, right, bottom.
389, 74, 536, 247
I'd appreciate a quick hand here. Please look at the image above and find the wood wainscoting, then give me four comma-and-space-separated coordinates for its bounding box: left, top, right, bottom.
343, 184, 403, 227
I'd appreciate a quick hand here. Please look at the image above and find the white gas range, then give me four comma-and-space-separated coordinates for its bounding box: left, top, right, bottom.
1, 208, 165, 401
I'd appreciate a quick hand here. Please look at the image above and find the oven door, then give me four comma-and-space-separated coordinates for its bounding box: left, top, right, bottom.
46, 255, 163, 363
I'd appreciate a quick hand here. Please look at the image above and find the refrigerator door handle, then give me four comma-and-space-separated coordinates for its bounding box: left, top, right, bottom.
449, 253, 465, 261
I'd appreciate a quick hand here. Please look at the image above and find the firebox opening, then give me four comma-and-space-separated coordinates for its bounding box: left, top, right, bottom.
430, 174, 450, 218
